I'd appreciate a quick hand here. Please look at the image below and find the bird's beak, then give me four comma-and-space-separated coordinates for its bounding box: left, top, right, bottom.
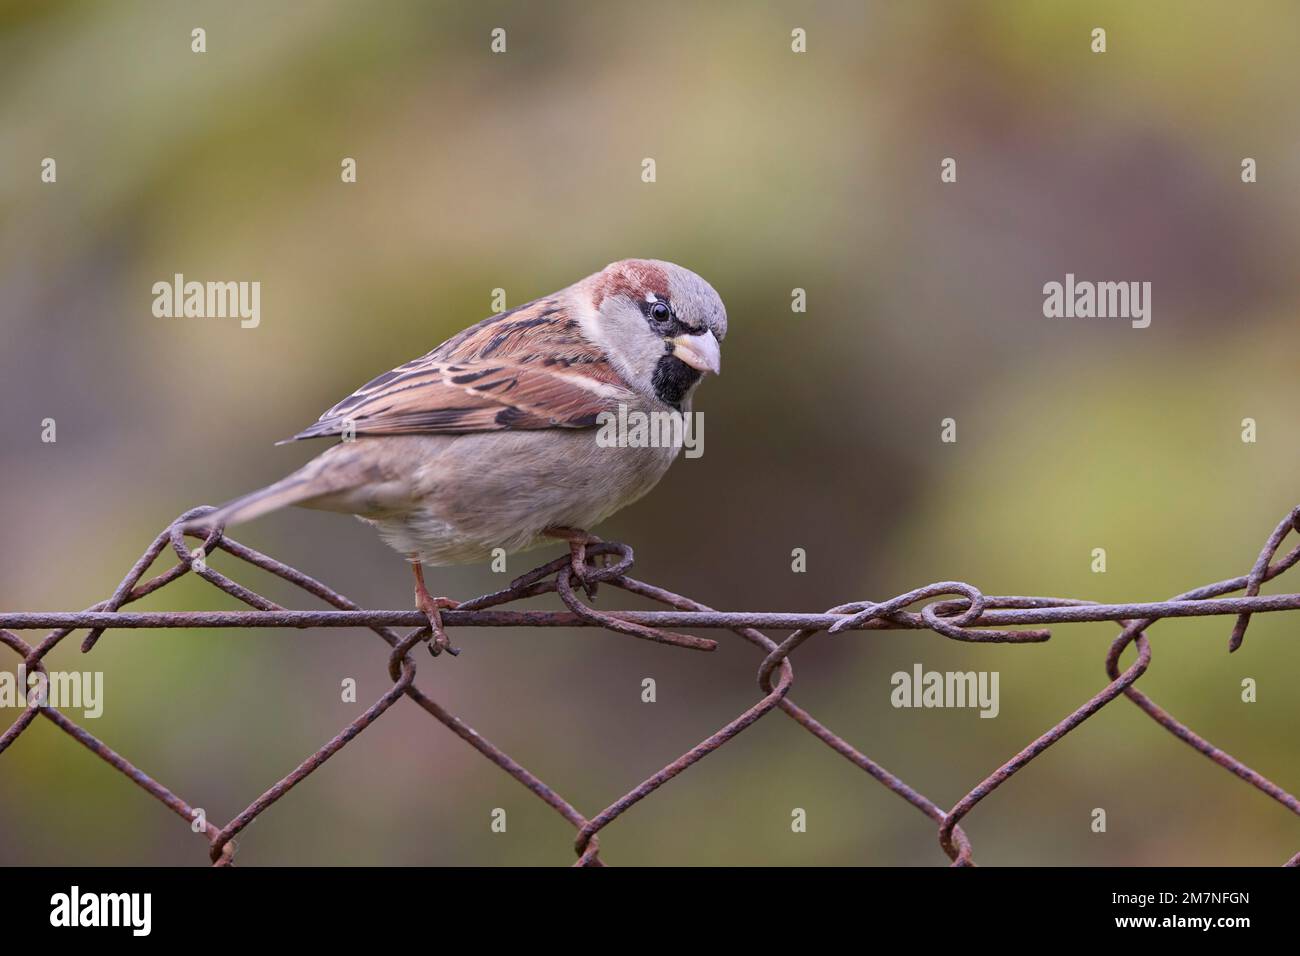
670, 329, 722, 375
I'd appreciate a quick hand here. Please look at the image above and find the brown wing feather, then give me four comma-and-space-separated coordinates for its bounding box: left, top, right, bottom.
288, 297, 631, 441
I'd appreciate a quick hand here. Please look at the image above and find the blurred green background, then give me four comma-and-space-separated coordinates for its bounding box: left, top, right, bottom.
2, 0, 1299, 865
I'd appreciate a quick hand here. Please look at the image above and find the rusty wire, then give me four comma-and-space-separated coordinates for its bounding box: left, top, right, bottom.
3, 503, 1300, 866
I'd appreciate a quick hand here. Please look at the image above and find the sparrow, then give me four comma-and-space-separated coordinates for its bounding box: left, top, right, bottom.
186, 259, 726, 655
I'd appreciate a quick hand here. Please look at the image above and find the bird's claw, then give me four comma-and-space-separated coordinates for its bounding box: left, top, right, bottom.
428, 632, 461, 658
417, 595, 461, 658
568, 539, 605, 601
541, 527, 605, 600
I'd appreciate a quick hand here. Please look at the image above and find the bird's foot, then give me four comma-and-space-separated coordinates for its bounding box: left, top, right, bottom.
412, 559, 461, 657
417, 593, 462, 657
544, 527, 604, 600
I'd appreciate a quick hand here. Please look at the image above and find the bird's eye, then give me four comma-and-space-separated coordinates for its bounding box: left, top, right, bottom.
650, 302, 671, 322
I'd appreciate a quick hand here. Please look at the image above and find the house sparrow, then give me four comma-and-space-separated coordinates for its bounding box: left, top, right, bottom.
187, 259, 726, 655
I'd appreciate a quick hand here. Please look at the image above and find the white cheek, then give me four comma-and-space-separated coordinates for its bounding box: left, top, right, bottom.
572, 293, 611, 351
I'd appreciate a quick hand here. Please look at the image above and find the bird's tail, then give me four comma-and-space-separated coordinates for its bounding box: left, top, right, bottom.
182, 445, 370, 534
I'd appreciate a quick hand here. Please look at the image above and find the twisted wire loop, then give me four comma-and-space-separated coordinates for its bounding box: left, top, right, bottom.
1228, 505, 1300, 652
2, 505, 1300, 865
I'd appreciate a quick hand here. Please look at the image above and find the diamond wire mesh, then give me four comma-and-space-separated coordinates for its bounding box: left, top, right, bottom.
3, 504, 1299, 866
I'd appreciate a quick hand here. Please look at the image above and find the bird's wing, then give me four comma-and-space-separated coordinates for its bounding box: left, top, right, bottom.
287, 296, 633, 441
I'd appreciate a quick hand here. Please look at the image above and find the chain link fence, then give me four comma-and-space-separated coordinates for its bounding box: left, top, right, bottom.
3, 504, 1299, 866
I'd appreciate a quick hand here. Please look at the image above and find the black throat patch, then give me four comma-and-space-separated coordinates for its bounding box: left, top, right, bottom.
652, 353, 702, 409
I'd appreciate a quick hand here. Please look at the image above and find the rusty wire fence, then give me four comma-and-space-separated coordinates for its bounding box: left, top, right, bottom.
3, 503, 1300, 866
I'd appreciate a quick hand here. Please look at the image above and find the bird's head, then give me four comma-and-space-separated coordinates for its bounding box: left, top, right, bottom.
578, 258, 726, 409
